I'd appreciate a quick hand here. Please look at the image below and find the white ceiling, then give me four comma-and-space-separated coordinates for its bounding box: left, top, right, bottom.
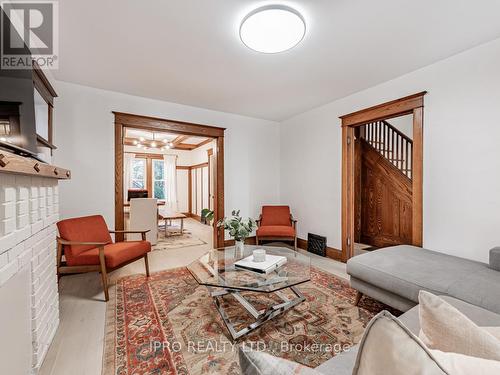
55, 0, 500, 121
182, 136, 210, 145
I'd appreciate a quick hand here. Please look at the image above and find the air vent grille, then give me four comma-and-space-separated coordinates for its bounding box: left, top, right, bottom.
307, 233, 326, 257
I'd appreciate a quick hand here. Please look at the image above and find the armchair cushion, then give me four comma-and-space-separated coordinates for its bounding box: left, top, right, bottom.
57, 215, 112, 259
68, 241, 151, 268
260, 206, 292, 227
257, 225, 295, 238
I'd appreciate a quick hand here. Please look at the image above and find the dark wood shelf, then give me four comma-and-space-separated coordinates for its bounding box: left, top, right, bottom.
0, 149, 70, 179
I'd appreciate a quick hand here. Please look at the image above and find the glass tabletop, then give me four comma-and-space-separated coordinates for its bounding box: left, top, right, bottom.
187, 245, 311, 293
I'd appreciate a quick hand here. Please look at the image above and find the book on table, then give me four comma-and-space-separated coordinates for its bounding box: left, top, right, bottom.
234, 254, 287, 274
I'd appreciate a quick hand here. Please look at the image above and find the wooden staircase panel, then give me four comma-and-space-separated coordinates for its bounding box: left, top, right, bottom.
358, 139, 413, 248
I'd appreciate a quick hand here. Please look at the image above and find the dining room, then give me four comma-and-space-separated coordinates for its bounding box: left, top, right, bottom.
120, 124, 218, 252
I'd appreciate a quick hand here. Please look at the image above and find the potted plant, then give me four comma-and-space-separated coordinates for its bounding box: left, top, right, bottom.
217, 209, 256, 253
201, 208, 214, 225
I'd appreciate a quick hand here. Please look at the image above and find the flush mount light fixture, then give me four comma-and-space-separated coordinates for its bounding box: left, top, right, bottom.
240, 5, 306, 53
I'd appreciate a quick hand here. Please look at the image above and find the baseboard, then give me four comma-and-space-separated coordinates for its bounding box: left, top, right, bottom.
223, 236, 342, 262
297, 237, 343, 262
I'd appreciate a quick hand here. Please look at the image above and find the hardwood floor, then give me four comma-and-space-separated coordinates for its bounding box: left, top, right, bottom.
39, 219, 347, 375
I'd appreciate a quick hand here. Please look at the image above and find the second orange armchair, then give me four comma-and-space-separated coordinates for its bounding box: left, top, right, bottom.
256, 205, 297, 250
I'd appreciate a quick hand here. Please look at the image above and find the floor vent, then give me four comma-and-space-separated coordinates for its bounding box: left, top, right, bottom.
307, 233, 326, 257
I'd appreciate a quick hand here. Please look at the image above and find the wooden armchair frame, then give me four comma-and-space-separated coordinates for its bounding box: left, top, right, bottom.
256, 214, 298, 250
57, 230, 150, 301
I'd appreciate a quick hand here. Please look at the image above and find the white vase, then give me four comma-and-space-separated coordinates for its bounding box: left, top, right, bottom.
235, 240, 245, 255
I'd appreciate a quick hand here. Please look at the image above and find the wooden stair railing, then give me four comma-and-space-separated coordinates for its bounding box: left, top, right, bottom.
360, 120, 413, 179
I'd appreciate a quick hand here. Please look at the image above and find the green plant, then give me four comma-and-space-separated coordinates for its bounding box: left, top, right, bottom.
217, 209, 256, 242
201, 208, 214, 224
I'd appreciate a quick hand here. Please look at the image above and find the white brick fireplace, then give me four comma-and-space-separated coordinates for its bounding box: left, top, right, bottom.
0, 172, 61, 373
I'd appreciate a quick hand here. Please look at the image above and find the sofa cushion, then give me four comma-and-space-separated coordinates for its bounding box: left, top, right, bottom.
347, 245, 486, 303
448, 267, 500, 314
256, 225, 295, 238
68, 241, 151, 268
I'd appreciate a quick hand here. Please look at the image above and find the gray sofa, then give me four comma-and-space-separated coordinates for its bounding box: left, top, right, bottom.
314, 296, 500, 375
239, 245, 500, 374
240, 295, 500, 375
347, 245, 500, 314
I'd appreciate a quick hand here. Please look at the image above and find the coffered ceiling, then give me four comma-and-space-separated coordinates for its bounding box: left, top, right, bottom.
124, 129, 212, 151
54, 0, 500, 120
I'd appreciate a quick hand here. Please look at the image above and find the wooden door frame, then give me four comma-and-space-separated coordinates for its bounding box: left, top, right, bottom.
207, 148, 214, 211
340, 92, 426, 262
114, 111, 225, 248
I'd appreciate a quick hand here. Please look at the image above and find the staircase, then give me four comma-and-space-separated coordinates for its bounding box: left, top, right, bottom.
360, 120, 413, 179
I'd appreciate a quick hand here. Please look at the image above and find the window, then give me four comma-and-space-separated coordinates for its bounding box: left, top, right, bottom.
153, 159, 165, 200
131, 159, 146, 189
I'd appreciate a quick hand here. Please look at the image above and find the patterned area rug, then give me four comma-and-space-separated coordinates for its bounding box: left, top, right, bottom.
103, 267, 397, 374
153, 230, 207, 251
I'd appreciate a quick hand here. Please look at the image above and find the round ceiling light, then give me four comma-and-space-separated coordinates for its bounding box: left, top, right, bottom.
240, 5, 306, 53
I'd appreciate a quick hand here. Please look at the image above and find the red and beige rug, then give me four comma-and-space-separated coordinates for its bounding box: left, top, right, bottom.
103, 267, 396, 374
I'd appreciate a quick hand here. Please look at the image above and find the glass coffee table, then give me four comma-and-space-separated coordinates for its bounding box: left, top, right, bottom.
187, 245, 311, 340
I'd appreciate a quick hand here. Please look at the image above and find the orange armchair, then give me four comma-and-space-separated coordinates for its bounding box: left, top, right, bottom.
56, 215, 151, 301
256, 206, 297, 250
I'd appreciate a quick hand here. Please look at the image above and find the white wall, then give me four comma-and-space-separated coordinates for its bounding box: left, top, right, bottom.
387, 114, 413, 139
280, 37, 500, 263
190, 139, 216, 165
53, 81, 280, 229
177, 169, 189, 213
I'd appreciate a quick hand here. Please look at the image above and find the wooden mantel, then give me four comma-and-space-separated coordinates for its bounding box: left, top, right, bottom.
0, 150, 70, 179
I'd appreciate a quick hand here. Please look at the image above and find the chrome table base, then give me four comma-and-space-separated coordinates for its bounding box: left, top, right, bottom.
209, 286, 305, 341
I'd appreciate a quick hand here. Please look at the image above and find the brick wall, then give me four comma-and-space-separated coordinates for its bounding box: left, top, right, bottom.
0, 172, 60, 371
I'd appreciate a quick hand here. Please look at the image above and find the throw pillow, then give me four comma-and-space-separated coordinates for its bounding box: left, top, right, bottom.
431, 349, 500, 374
418, 290, 500, 361
352, 310, 447, 375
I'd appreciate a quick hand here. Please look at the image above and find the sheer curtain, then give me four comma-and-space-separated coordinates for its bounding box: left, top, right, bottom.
123, 153, 134, 201
163, 154, 178, 211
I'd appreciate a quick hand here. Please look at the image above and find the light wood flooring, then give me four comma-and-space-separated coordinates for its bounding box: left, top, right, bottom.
39, 219, 347, 375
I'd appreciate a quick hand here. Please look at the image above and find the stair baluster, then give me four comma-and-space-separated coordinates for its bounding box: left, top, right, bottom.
359, 120, 413, 179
